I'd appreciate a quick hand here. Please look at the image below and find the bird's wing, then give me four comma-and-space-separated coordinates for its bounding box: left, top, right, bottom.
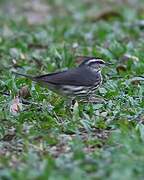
34, 67, 101, 86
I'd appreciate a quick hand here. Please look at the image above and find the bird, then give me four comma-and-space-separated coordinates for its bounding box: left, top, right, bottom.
12, 57, 111, 100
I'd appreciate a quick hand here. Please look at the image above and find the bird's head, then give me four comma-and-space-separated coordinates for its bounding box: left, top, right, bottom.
79, 58, 110, 71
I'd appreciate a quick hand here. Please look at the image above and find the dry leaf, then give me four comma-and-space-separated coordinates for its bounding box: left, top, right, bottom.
121, 54, 139, 63
116, 64, 127, 73
28, 43, 48, 49
88, 8, 122, 22
10, 96, 22, 115
18, 86, 31, 99
130, 77, 144, 85
20, 53, 26, 60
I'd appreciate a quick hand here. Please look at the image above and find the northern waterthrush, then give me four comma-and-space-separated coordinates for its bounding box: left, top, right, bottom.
13, 57, 110, 99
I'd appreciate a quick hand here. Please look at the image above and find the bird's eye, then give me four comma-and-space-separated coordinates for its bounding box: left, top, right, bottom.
96, 60, 105, 64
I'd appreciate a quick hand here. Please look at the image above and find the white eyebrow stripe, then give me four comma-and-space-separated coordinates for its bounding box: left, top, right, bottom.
85, 59, 104, 64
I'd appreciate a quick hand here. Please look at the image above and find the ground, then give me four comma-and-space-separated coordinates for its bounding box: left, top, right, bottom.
0, 0, 144, 179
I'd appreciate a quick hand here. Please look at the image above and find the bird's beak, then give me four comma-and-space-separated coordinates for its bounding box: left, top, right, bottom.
105, 62, 114, 66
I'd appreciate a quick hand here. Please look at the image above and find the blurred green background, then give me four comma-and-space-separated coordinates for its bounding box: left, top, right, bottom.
0, 0, 144, 180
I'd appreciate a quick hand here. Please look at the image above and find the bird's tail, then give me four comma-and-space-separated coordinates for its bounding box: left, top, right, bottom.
12, 71, 34, 80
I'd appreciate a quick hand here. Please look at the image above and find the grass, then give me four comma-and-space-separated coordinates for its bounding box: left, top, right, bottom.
0, 0, 144, 179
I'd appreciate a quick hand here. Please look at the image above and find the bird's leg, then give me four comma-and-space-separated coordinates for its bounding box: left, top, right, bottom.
79, 94, 105, 104
88, 96, 106, 103
65, 97, 76, 111
71, 98, 76, 106
89, 90, 108, 103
